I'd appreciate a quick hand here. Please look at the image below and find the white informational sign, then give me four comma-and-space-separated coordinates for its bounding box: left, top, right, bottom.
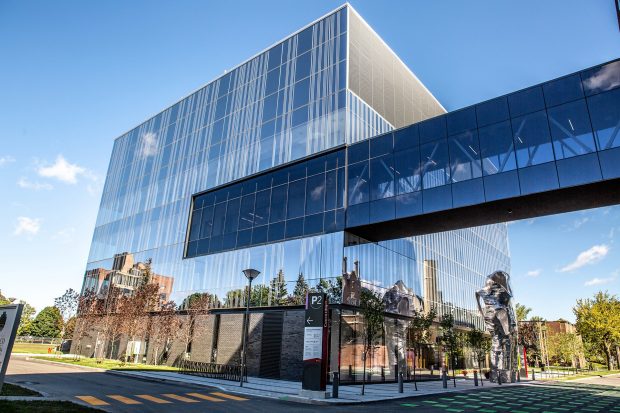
302, 326, 323, 361
0, 304, 23, 391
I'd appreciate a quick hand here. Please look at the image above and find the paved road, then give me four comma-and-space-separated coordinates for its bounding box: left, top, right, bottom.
7, 357, 620, 412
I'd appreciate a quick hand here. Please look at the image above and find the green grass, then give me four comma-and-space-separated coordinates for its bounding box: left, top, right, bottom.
0, 401, 102, 412
552, 369, 620, 381
33, 356, 180, 372
0, 383, 41, 397
11, 343, 59, 354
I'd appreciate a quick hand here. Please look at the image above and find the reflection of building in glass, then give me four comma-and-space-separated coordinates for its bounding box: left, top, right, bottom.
77, 3, 620, 379
83, 252, 173, 304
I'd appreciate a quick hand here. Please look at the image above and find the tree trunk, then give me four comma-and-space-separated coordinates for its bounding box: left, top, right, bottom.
616, 346, 620, 371
412, 346, 417, 391
604, 344, 612, 371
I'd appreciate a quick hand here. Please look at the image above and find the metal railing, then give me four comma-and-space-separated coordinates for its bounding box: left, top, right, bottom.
15, 336, 63, 345
532, 365, 610, 379
179, 360, 246, 382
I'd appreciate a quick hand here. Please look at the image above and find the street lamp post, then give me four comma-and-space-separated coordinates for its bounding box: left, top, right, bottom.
240, 268, 260, 387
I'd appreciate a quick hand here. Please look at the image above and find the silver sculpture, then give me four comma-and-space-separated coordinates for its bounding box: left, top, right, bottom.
475, 271, 518, 383
382, 280, 424, 316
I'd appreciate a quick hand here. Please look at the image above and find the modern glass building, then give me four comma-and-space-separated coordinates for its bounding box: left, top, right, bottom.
81, 5, 517, 377
84, 3, 509, 321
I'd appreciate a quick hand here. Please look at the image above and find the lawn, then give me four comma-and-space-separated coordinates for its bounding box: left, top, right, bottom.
0, 401, 102, 412
11, 343, 59, 354
1, 383, 41, 397
33, 356, 180, 372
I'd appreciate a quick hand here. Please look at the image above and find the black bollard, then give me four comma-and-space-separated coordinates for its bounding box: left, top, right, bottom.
474, 370, 479, 387
532, 370, 536, 381
332, 372, 339, 398
442, 369, 448, 389
398, 372, 404, 393
498, 371, 502, 385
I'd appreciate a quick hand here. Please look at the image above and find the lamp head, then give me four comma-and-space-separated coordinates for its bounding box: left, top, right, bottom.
242, 268, 260, 281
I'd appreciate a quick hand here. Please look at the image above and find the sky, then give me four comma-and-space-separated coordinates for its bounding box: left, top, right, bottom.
0, 0, 618, 320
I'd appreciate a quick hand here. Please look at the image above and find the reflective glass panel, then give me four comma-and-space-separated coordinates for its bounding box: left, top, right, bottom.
306, 173, 326, 215
512, 110, 554, 167
369, 154, 394, 200
478, 121, 516, 175
447, 107, 477, 136
547, 99, 596, 159
421, 139, 450, 189
581, 60, 620, 96
419, 116, 447, 144
270, 184, 287, 223
476, 96, 509, 127
508, 86, 545, 117
348, 161, 369, 205
448, 130, 482, 182
543, 74, 584, 107
394, 147, 421, 194
587, 88, 620, 150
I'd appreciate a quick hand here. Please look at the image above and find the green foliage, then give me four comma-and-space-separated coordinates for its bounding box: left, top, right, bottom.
29, 306, 63, 338
17, 301, 36, 336
63, 317, 76, 339
574, 291, 620, 369
316, 277, 342, 304
292, 273, 309, 305
181, 292, 220, 310
439, 313, 458, 370
269, 270, 288, 306
54, 288, 79, 322
466, 327, 492, 368
515, 303, 532, 321
547, 332, 584, 366
408, 307, 436, 351
0, 291, 12, 305
250, 284, 270, 306
360, 289, 385, 352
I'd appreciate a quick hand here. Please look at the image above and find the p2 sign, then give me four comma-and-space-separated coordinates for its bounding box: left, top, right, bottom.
302, 293, 328, 391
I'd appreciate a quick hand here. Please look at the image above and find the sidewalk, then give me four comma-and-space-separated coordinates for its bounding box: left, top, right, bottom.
112, 369, 532, 405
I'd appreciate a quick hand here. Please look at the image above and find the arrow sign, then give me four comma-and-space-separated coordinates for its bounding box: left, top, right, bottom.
306, 317, 313, 325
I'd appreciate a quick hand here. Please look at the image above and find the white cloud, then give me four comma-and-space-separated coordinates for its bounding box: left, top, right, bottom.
140, 132, 158, 157
526, 269, 542, 277
14, 217, 41, 236
584, 277, 615, 287
37, 155, 86, 184
0, 155, 15, 166
53, 227, 76, 243
559, 244, 609, 273
17, 177, 53, 191
583, 61, 620, 93
572, 217, 589, 229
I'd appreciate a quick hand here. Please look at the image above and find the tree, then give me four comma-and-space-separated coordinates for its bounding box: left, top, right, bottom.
466, 328, 491, 385
29, 306, 63, 338
64, 317, 76, 339
178, 292, 215, 357
359, 289, 385, 396
574, 291, 620, 370
54, 288, 79, 322
119, 283, 160, 363
292, 273, 309, 305
147, 301, 180, 365
269, 270, 288, 306
408, 307, 436, 390
0, 291, 13, 305
439, 313, 458, 386
547, 332, 584, 367
16, 301, 36, 336
72, 289, 97, 359
515, 303, 532, 322
518, 321, 541, 367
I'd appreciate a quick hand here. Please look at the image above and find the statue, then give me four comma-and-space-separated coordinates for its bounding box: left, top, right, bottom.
475, 271, 518, 383
382, 280, 424, 316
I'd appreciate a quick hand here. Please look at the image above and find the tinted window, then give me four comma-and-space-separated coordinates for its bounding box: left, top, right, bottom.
508, 87, 545, 117
297, 27, 313, 56
267, 44, 282, 72
449, 130, 482, 182
265, 68, 280, 96
543, 74, 584, 107
369, 155, 394, 200
581, 60, 620, 96
395, 148, 421, 194
287, 180, 306, 219
293, 77, 310, 109
239, 194, 255, 230
348, 140, 369, 163
295, 51, 312, 80
512, 110, 554, 167
421, 139, 450, 189
479, 121, 517, 175
419, 116, 447, 144
348, 161, 369, 205
394, 124, 419, 151
370, 133, 393, 158
254, 189, 271, 226
547, 99, 596, 159
476, 97, 509, 127
447, 107, 477, 136
270, 184, 287, 222
224, 198, 240, 233
587, 88, 620, 150
306, 173, 326, 215
211, 203, 227, 236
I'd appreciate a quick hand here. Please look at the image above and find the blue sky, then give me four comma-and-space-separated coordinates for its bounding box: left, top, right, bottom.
0, 0, 618, 320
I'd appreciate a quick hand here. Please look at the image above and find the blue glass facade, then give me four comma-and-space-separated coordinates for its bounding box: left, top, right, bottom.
83, 4, 508, 332
346, 59, 620, 227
